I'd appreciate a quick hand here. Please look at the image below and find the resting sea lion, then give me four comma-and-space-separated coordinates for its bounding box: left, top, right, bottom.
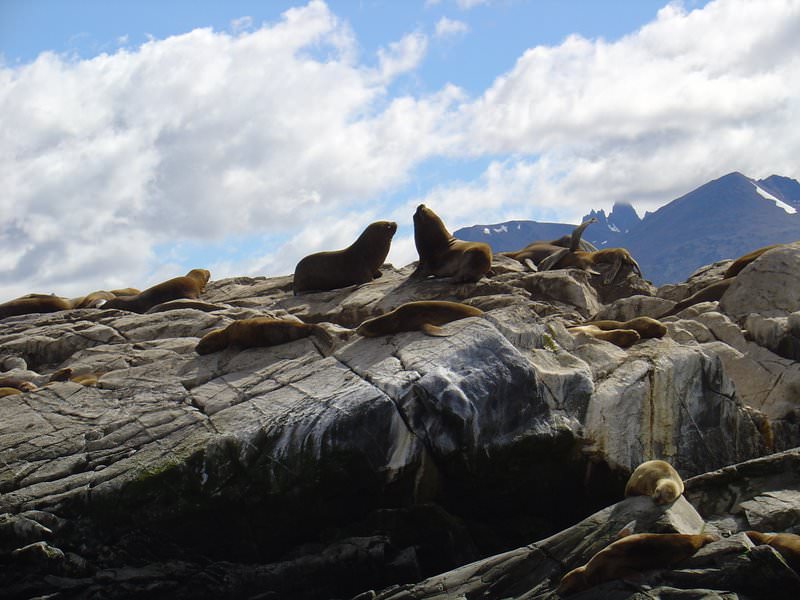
588, 247, 643, 284
48, 368, 101, 387
412, 205, 491, 283
746, 531, 800, 572
557, 532, 717, 595
723, 244, 783, 278
624, 459, 684, 504
659, 277, 735, 318
0, 387, 22, 397
196, 317, 333, 355
356, 300, 483, 337
581, 317, 666, 340
71, 288, 141, 309
0, 377, 37, 392
567, 325, 641, 348
504, 218, 597, 273
0, 295, 73, 320
292, 221, 397, 295
102, 269, 210, 313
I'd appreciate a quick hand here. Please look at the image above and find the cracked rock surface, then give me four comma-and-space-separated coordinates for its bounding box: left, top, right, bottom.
0, 251, 796, 599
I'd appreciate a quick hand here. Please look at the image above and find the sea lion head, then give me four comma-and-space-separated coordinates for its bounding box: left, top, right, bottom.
557, 565, 588, 596
653, 478, 682, 504
196, 328, 228, 355
186, 269, 211, 289
358, 220, 397, 245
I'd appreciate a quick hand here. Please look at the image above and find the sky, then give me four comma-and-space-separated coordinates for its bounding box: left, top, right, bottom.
1, 0, 799, 302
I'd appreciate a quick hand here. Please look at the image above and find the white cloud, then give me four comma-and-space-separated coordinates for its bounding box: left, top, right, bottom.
230, 16, 253, 34
422, 0, 800, 227
0, 1, 454, 301
435, 17, 469, 38
456, 0, 489, 9
376, 31, 428, 82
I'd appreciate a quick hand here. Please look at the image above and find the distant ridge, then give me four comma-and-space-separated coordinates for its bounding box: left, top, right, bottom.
455, 172, 800, 285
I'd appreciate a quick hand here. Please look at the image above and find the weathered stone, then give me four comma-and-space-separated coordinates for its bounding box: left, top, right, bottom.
720, 242, 800, 320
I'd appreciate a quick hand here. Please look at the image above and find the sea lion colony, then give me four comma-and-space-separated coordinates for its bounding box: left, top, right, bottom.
0, 206, 788, 355
0, 204, 794, 593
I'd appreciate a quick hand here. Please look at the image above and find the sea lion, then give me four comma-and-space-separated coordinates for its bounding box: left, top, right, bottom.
504, 218, 597, 273
292, 221, 397, 295
659, 277, 735, 318
71, 287, 142, 309
567, 325, 641, 348
0, 377, 37, 392
0, 295, 73, 320
581, 317, 667, 340
723, 244, 783, 278
412, 205, 492, 283
589, 247, 643, 284
48, 368, 101, 387
0, 387, 22, 397
746, 531, 800, 572
101, 269, 210, 313
557, 532, 717, 595
356, 300, 484, 337
196, 317, 333, 355
624, 459, 684, 504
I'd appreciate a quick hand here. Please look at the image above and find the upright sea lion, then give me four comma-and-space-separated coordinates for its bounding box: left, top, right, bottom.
0, 295, 73, 320
624, 460, 684, 504
581, 317, 667, 340
557, 532, 717, 595
292, 221, 397, 295
0, 377, 37, 392
412, 205, 492, 283
196, 317, 333, 355
101, 269, 210, 313
567, 325, 641, 348
659, 277, 735, 318
724, 244, 783, 278
746, 531, 800, 572
356, 300, 483, 337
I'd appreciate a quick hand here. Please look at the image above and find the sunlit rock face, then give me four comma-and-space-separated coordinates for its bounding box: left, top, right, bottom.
0, 250, 788, 599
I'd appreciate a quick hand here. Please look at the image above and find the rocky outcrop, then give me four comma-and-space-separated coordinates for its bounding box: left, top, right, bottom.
362, 450, 800, 600
0, 248, 791, 599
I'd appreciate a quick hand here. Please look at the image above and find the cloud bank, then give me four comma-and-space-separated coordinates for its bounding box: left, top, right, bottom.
1, 0, 799, 301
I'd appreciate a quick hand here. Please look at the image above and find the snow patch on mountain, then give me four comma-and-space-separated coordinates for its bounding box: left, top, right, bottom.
754, 181, 797, 214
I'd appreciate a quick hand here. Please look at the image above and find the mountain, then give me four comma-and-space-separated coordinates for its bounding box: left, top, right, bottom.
455, 172, 800, 286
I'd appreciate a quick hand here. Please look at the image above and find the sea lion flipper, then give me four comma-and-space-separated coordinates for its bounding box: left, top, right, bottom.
616, 520, 637, 539
420, 323, 449, 337
523, 258, 538, 272
539, 248, 570, 272
570, 217, 597, 252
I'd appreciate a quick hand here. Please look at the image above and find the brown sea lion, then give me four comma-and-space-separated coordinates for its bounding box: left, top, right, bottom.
589, 247, 643, 284
723, 244, 783, 278
196, 317, 333, 355
0, 295, 73, 320
48, 368, 101, 387
356, 300, 484, 337
624, 460, 684, 504
411, 205, 492, 283
582, 317, 667, 340
557, 532, 717, 595
503, 218, 597, 273
567, 325, 641, 348
0, 377, 37, 392
659, 277, 735, 318
0, 387, 22, 397
746, 531, 800, 572
71, 287, 142, 309
101, 269, 210, 313
292, 221, 397, 295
